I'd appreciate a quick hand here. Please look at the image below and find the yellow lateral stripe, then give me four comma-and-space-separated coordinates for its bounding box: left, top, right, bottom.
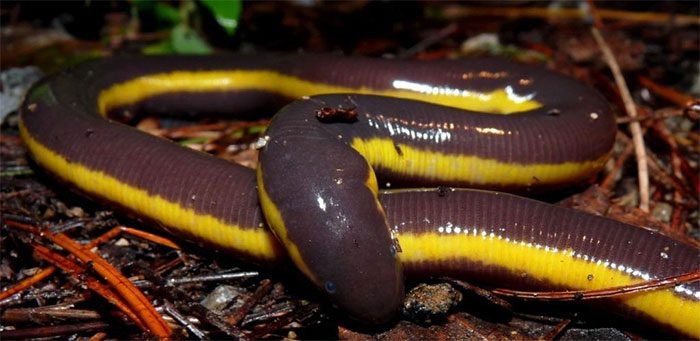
398, 232, 700, 338
19, 121, 279, 260
97, 70, 541, 116
256, 167, 317, 283
351, 137, 608, 186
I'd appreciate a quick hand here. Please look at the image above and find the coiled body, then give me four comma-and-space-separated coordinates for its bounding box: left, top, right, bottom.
19, 55, 699, 337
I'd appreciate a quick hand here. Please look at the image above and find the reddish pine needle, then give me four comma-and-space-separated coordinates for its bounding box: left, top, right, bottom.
638, 75, 698, 108
32, 244, 148, 331
119, 226, 181, 250
492, 270, 700, 301
4, 220, 172, 339
0, 266, 55, 301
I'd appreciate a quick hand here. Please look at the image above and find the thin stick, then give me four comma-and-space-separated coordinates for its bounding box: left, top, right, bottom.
439, 6, 700, 26
600, 137, 634, 191
4, 220, 171, 338
32, 245, 148, 331
542, 319, 572, 341
226, 279, 273, 326
0, 321, 109, 339
638, 75, 698, 107
85, 226, 180, 250
615, 109, 683, 124
2, 307, 102, 323
589, 7, 650, 212
0, 267, 55, 301
119, 226, 181, 250
88, 332, 108, 341
49, 233, 172, 338
492, 270, 700, 301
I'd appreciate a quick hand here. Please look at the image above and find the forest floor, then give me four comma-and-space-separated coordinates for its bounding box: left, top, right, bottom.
1, 2, 698, 340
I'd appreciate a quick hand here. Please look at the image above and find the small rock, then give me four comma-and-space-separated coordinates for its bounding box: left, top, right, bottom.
651, 202, 673, 223
201, 285, 241, 312
114, 238, 130, 247
402, 283, 462, 324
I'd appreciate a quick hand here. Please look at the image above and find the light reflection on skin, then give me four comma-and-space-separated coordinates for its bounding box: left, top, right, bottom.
316, 195, 327, 212
395, 220, 700, 301
364, 79, 538, 143
365, 115, 510, 143
475, 127, 505, 135
390, 80, 536, 104
504, 85, 535, 103
314, 192, 353, 239
365, 116, 452, 143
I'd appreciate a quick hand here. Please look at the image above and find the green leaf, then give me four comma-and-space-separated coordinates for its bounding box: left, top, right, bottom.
247, 125, 267, 134
153, 3, 182, 25
229, 130, 244, 139
178, 137, 210, 146
131, 0, 154, 12
141, 39, 175, 55
200, 0, 242, 36
170, 24, 212, 55
132, 0, 181, 25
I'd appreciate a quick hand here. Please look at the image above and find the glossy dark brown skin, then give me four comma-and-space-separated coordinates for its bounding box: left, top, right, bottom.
260, 96, 406, 324
37, 54, 615, 164
385, 189, 699, 289
259, 89, 613, 323
385, 189, 699, 337
19, 55, 698, 335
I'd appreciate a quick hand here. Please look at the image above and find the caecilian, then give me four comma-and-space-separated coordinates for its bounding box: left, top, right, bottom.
19, 55, 699, 337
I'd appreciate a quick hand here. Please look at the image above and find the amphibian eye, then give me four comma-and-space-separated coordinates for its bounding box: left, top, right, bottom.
324, 281, 337, 294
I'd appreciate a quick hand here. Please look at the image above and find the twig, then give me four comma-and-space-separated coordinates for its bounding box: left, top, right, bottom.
118, 226, 181, 250
2, 307, 102, 323
541, 319, 572, 341
249, 302, 319, 339
88, 331, 108, 341
154, 256, 184, 276
650, 121, 694, 232
615, 108, 683, 123
492, 269, 700, 301
32, 245, 148, 331
588, 4, 649, 212
401, 23, 458, 58
438, 5, 700, 26
442, 277, 512, 311
86, 225, 181, 250
241, 301, 296, 326
600, 136, 634, 191
4, 220, 171, 338
650, 122, 699, 195
0, 221, 180, 313
162, 300, 207, 340
226, 279, 273, 326
0, 267, 55, 300
638, 75, 698, 107
166, 271, 259, 285
0, 321, 109, 339
51, 232, 172, 338
617, 132, 694, 201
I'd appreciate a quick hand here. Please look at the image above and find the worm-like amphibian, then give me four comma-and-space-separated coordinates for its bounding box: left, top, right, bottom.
19, 55, 699, 336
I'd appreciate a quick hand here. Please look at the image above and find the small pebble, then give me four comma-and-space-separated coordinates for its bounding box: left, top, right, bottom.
114, 238, 130, 247
402, 283, 462, 324
201, 285, 241, 312
651, 202, 673, 223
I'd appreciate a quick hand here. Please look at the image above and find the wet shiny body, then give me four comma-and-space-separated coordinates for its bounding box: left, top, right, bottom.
19, 55, 699, 336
